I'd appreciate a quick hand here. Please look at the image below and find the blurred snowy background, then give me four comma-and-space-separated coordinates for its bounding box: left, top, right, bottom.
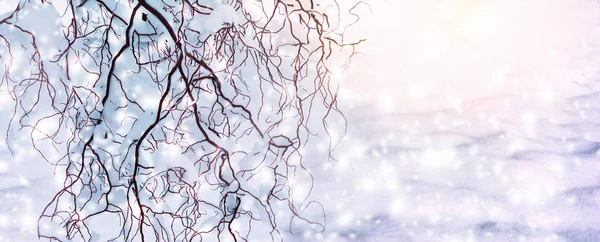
2, 0, 600, 241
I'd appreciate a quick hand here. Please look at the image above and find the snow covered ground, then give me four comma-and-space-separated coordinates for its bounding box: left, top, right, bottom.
300, 0, 600, 241
2, 0, 600, 241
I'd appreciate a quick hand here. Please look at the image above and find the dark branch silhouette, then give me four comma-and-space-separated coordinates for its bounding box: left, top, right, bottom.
0, 0, 365, 241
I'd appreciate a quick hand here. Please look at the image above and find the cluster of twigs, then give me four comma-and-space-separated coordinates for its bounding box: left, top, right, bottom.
0, 0, 365, 241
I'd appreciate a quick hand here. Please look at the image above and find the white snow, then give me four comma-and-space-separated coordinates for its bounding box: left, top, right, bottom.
2, 0, 600, 241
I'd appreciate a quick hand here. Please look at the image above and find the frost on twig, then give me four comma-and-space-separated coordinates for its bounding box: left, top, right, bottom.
0, 0, 365, 241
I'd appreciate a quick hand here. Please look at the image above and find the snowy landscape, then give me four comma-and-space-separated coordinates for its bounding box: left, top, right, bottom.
1, 0, 600, 241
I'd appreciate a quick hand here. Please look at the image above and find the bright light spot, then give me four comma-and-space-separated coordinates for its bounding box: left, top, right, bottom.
420, 149, 458, 169
448, 95, 463, 113
0, 215, 8, 227
54, 172, 66, 187
20, 214, 36, 231
259, 168, 274, 183
463, 8, 500, 38
336, 212, 354, 226
409, 85, 427, 99
521, 111, 537, 137
140, 94, 160, 110
360, 178, 375, 192
0, 161, 7, 174
18, 177, 30, 186
508, 139, 524, 153
379, 91, 394, 112
420, 31, 444, 60
537, 87, 554, 102
390, 196, 405, 216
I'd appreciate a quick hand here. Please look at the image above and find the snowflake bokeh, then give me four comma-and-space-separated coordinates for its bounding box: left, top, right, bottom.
1, 0, 600, 242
